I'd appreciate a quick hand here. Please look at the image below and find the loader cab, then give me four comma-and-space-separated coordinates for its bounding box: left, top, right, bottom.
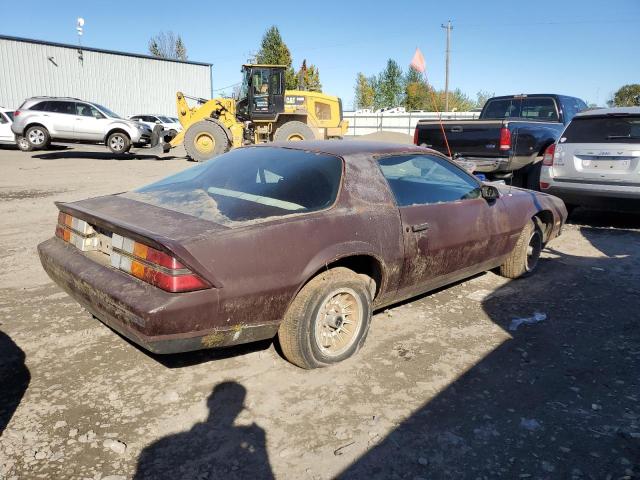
236, 64, 286, 121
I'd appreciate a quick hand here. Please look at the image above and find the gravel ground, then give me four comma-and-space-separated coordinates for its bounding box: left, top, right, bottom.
0, 143, 639, 479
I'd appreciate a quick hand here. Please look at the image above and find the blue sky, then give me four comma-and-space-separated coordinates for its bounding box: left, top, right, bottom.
2, 0, 639, 109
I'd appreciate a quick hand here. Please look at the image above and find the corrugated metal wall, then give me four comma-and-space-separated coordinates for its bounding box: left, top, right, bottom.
0, 37, 211, 116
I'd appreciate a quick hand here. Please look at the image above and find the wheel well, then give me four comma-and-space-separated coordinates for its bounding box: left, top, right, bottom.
308, 255, 384, 300
532, 210, 554, 243
104, 128, 130, 143
24, 122, 48, 133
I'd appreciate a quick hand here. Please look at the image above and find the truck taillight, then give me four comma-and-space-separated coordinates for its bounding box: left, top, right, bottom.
110, 233, 209, 293
499, 127, 511, 150
542, 143, 555, 166
413, 127, 419, 145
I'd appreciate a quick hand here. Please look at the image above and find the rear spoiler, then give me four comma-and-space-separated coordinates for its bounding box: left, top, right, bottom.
55, 201, 222, 288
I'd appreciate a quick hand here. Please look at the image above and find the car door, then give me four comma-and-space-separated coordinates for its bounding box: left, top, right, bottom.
46, 101, 77, 137
75, 103, 109, 140
378, 154, 511, 299
0, 112, 14, 142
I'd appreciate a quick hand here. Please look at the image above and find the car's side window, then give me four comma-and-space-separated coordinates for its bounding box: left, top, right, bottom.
0, 113, 7, 124
379, 154, 481, 207
48, 101, 76, 115
30, 101, 49, 111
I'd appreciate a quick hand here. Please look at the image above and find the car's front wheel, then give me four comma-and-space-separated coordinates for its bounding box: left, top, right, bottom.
499, 220, 543, 278
25, 125, 50, 149
278, 267, 373, 369
107, 132, 131, 154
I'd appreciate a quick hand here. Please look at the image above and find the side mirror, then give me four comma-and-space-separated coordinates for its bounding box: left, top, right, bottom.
481, 184, 500, 201
93, 112, 103, 119
155, 120, 162, 124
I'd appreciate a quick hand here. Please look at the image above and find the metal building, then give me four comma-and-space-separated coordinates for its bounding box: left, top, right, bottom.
0, 35, 212, 116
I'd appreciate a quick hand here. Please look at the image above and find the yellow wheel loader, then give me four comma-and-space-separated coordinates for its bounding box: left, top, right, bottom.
160, 64, 349, 162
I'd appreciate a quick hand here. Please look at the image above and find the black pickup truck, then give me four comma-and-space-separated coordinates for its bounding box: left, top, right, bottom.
414, 94, 588, 188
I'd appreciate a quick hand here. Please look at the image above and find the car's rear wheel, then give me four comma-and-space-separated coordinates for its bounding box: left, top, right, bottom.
107, 132, 131, 154
499, 220, 543, 278
25, 125, 50, 149
278, 267, 372, 369
16, 136, 33, 152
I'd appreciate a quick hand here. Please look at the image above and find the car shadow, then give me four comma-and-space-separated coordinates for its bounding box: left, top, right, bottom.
339, 224, 640, 477
31, 151, 181, 161
134, 381, 274, 480
568, 207, 640, 230
0, 329, 30, 436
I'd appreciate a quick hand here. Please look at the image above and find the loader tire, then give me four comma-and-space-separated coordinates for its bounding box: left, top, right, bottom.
184, 120, 229, 162
273, 121, 315, 142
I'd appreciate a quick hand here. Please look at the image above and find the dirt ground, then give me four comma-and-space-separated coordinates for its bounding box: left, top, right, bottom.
0, 142, 639, 480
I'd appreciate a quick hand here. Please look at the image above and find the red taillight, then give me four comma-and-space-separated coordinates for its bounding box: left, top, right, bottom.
542, 143, 555, 166
13, 110, 20, 117
540, 181, 550, 189
499, 127, 511, 150
111, 233, 209, 293
413, 127, 419, 145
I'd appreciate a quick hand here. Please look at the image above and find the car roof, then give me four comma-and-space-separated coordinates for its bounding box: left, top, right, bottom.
254, 140, 436, 158
575, 106, 640, 117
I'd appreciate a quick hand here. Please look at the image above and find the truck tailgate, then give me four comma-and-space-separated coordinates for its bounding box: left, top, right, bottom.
415, 120, 506, 157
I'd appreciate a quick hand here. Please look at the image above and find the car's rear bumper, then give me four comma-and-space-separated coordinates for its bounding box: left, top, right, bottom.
37, 237, 279, 354
541, 180, 640, 210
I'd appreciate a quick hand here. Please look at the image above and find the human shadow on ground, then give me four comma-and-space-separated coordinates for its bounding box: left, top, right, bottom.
0, 329, 30, 436
134, 381, 274, 480
340, 223, 640, 478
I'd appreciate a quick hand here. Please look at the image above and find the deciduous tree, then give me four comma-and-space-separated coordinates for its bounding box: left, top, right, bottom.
148, 31, 188, 60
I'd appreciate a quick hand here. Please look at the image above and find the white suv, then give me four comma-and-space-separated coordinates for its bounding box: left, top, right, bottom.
128, 114, 182, 135
11, 97, 152, 154
540, 107, 640, 211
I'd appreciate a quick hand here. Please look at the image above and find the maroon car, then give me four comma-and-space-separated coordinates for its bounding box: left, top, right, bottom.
38, 141, 567, 369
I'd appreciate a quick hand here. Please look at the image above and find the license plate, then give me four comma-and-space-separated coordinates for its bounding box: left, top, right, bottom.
583, 158, 630, 170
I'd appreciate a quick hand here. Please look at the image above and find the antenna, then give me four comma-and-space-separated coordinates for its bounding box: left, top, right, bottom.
76, 17, 84, 63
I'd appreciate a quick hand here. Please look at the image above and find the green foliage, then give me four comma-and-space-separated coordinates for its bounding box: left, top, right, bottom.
612, 84, 640, 106
148, 31, 188, 60
354, 73, 375, 109
404, 66, 430, 110
378, 59, 404, 108
296, 60, 322, 92
256, 26, 320, 90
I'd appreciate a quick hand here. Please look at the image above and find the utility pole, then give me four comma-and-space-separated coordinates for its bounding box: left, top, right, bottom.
441, 20, 452, 111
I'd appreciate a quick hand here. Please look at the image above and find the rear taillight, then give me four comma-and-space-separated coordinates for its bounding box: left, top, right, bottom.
540, 182, 550, 189
13, 110, 20, 117
542, 143, 555, 166
413, 127, 419, 145
110, 233, 208, 293
499, 127, 511, 150
55, 212, 98, 251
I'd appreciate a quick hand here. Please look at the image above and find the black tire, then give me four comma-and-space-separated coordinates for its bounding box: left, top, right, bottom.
16, 136, 33, 152
25, 125, 50, 149
183, 120, 229, 162
499, 220, 542, 279
106, 131, 131, 154
278, 267, 373, 369
525, 161, 542, 191
273, 121, 315, 142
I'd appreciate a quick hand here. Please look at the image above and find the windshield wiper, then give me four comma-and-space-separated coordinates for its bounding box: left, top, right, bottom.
607, 134, 640, 139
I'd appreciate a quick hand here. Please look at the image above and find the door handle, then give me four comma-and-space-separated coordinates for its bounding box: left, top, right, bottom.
411, 222, 430, 233
451, 126, 463, 133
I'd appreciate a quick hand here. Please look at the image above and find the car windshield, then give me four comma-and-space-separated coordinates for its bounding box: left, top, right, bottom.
121, 147, 343, 226
159, 116, 172, 123
561, 115, 640, 143
94, 104, 122, 119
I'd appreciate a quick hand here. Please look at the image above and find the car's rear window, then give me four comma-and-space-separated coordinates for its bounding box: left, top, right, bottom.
561, 115, 640, 144
483, 97, 558, 121
122, 147, 343, 225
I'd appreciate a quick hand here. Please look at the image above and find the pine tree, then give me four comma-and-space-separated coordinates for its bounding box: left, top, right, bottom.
378, 59, 404, 108
256, 26, 298, 89
174, 36, 188, 61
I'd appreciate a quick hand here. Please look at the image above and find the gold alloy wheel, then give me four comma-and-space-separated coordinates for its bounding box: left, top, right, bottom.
195, 132, 215, 154
314, 288, 363, 357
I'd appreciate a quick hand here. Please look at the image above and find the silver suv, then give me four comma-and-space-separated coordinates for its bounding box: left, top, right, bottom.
540, 107, 640, 211
11, 97, 152, 154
